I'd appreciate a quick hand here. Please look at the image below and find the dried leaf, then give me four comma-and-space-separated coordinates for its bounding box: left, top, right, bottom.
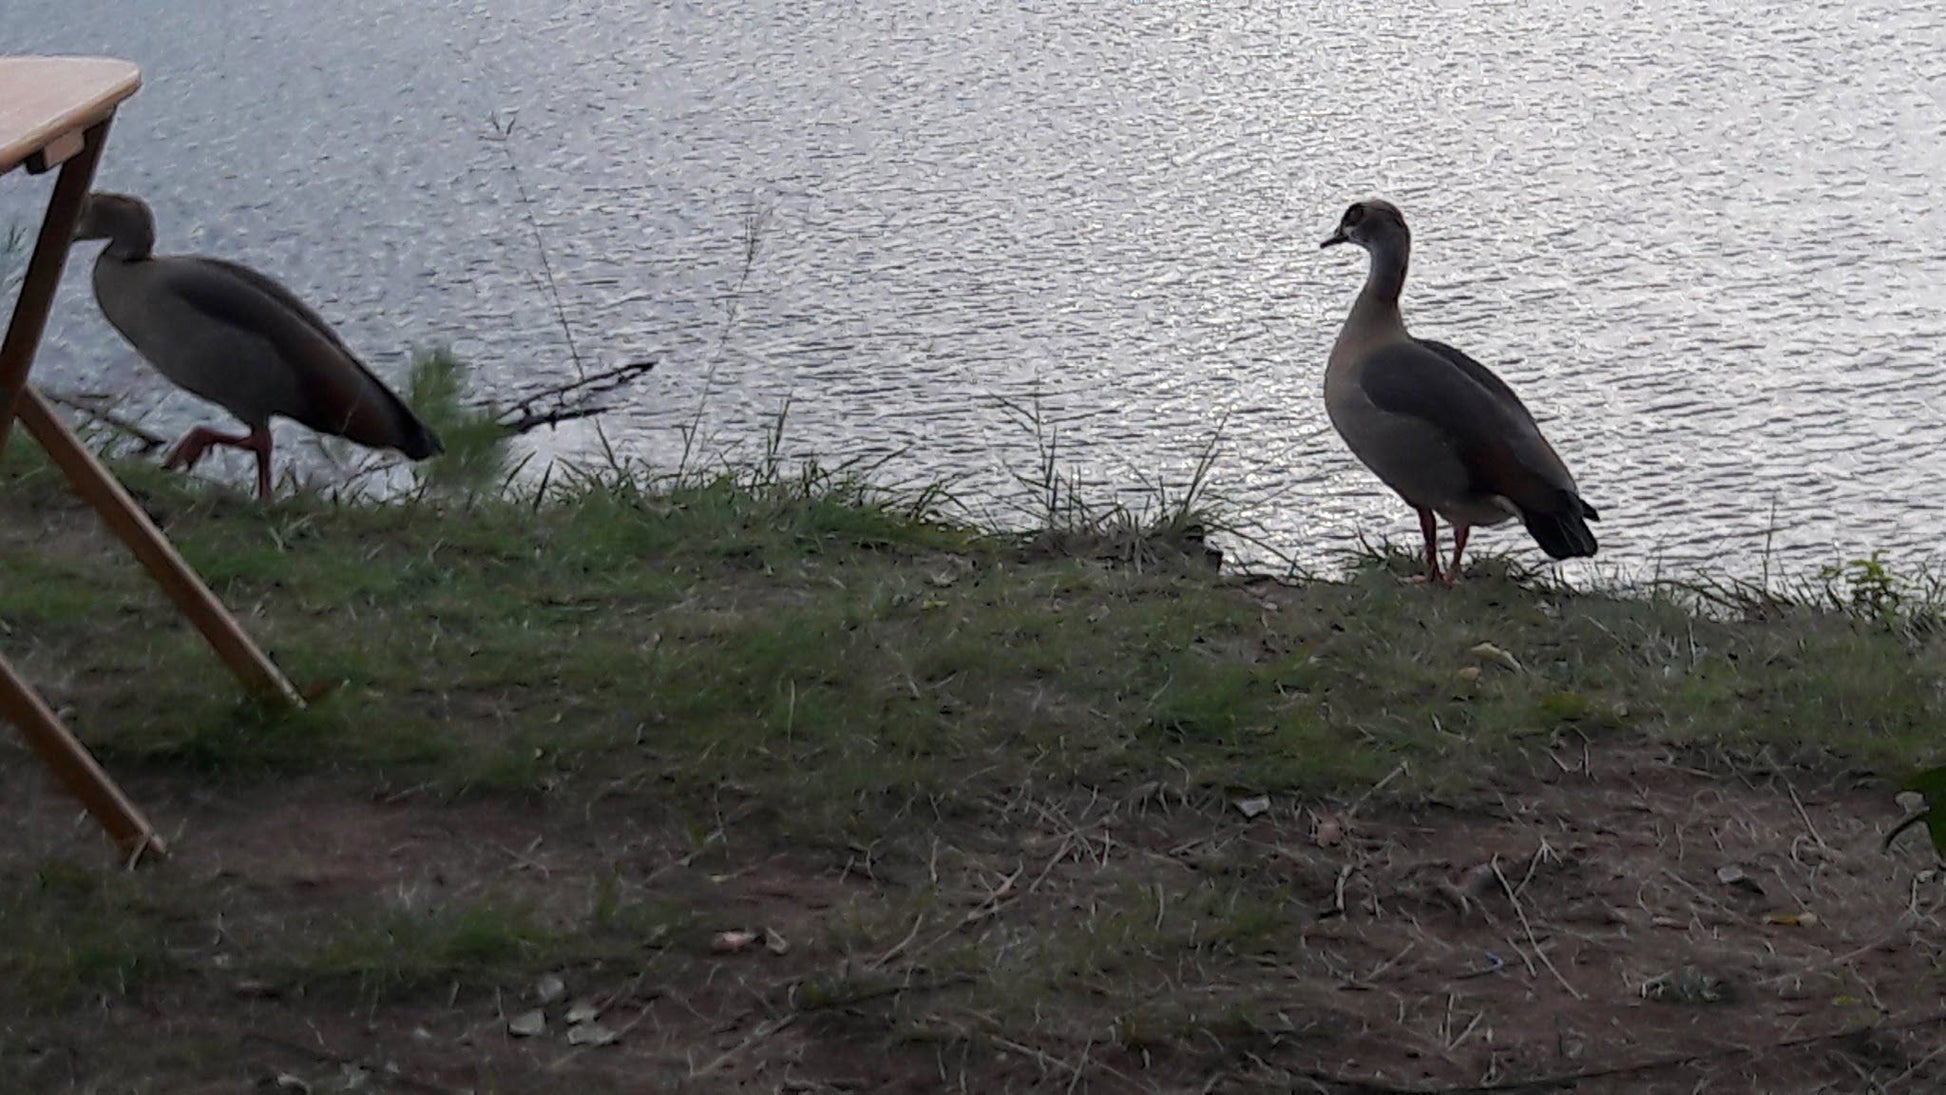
764, 927, 791, 955
1454, 666, 1482, 683
269, 1075, 312, 1094
1763, 911, 1819, 927
508, 1009, 546, 1038
1468, 642, 1523, 673
1313, 814, 1345, 848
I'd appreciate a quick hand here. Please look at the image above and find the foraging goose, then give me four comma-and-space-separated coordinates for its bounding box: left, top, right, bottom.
70, 192, 443, 500
1320, 200, 1597, 583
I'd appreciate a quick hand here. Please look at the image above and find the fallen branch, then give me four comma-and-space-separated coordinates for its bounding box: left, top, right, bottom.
494, 359, 656, 435
499, 402, 615, 435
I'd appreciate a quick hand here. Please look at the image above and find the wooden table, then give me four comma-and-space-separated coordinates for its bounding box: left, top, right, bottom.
0, 56, 304, 863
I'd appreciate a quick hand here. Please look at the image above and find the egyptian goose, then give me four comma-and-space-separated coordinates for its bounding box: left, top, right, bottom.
1320, 199, 1598, 582
71, 192, 442, 500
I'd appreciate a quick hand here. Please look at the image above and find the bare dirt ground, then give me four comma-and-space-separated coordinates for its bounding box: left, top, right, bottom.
5, 736, 1941, 1094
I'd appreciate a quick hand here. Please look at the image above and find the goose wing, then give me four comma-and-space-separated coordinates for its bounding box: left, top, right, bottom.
157, 257, 441, 455
1358, 340, 1586, 517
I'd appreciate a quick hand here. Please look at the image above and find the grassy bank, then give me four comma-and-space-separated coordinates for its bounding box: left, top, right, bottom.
2, 436, 1943, 1092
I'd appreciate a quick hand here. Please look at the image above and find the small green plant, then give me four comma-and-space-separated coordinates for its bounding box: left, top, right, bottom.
404, 345, 514, 492
1817, 551, 1904, 622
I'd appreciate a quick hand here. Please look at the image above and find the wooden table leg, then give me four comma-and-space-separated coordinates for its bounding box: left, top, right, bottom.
0, 106, 305, 861
0, 119, 106, 454
14, 387, 304, 706
0, 651, 164, 863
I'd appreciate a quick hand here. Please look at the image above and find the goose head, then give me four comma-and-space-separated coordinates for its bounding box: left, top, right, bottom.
1320, 199, 1409, 252
73, 192, 156, 259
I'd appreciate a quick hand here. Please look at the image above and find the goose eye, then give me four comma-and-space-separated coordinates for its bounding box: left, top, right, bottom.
1343, 204, 1365, 227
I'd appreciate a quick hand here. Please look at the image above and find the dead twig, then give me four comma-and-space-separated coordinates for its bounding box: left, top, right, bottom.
243, 1032, 461, 1095
1347, 762, 1407, 818
1490, 855, 1583, 1000
485, 110, 584, 379
1782, 776, 1829, 849
495, 359, 657, 435
689, 1013, 796, 1077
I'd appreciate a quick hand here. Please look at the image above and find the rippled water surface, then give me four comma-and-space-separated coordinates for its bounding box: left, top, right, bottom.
6, 1, 1945, 578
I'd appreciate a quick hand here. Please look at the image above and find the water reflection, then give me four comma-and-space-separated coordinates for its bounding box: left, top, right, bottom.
4, 0, 1944, 578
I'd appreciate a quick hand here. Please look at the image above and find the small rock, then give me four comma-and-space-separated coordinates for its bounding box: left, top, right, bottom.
265, 1074, 311, 1094
565, 1000, 601, 1025
508, 1009, 546, 1038
566, 1022, 619, 1047
1716, 865, 1766, 895
536, 973, 567, 1004
1233, 796, 1271, 819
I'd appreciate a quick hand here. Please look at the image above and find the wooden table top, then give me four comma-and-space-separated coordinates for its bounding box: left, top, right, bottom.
0, 56, 141, 176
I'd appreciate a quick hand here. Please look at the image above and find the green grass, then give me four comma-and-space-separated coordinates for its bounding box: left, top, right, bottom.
0, 860, 186, 1006
5, 435, 1943, 807
3, 432, 1945, 1088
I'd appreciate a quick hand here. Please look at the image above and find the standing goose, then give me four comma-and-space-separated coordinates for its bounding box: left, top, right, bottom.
70, 192, 443, 500
1320, 200, 1597, 583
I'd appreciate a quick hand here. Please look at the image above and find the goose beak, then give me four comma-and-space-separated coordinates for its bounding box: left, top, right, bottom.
1320, 229, 1348, 249
72, 200, 104, 241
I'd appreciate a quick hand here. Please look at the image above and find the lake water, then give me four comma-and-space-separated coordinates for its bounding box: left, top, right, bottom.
6, 0, 1945, 580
